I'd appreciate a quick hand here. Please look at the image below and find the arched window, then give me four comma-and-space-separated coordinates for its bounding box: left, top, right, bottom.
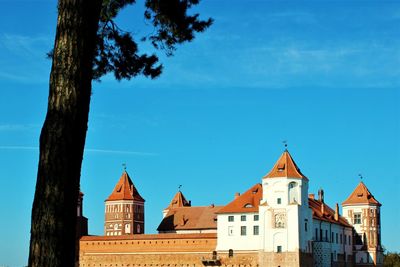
125, 223, 131, 234
288, 182, 298, 204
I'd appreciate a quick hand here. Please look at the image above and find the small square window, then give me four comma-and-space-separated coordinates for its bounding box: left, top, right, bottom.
254, 215, 259, 221
228, 215, 234, 222
277, 246, 282, 253
277, 198, 282, 204
241, 215, 246, 221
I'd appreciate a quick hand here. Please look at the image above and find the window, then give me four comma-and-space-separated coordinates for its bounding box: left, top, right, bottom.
228, 249, 233, 258
277, 163, 285, 171
340, 234, 343, 244
228, 226, 234, 236
277, 198, 282, 204
254, 215, 259, 221
325, 230, 328, 241
315, 228, 318, 240
277, 246, 282, 253
288, 182, 298, 203
253, 225, 259, 235
336, 233, 339, 244
228, 216, 234, 222
305, 221, 308, 232
331, 232, 334, 243
354, 213, 361, 224
241, 215, 246, 221
241, 226, 247, 236
125, 224, 131, 234
355, 234, 363, 245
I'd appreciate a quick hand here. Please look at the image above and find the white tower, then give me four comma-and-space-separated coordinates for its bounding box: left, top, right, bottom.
342, 181, 383, 266
259, 149, 313, 266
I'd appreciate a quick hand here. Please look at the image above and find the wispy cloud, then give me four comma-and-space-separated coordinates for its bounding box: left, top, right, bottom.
0, 145, 158, 156
84, 148, 158, 156
0, 124, 39, 132
0, 34, 51, 57
0, 33, 51, 83
0, 145, 37, 151
266, 11, 317, 24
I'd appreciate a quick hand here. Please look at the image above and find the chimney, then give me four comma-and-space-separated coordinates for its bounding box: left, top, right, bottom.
180, 215, 187, 226
309, 193, 315, 200
334, 203, 339, 221
234, 192, 240, 199
318, 188, 324, 203
321, 203, 325, 215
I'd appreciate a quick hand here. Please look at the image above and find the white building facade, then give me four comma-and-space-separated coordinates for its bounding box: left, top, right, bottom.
215, 149, 382, 267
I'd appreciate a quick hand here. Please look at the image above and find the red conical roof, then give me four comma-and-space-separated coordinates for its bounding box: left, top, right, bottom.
106, 171, 145, 202
166, 191, 191, 209
263, 150, 308, 180
342, 181, 380, 206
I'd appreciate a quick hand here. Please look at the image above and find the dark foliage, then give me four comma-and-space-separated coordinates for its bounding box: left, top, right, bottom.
384, 252, 400, 267
93, 0, 213, 80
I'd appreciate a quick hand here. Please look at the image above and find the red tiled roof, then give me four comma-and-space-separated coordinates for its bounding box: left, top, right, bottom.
309, 198, 351, 227
166, 191, 191, 209
106, 171, 145, 202
263, 150, 308, 180
342, 181, 380, 206
157, 205, 222, 232
217, 184, 262, 214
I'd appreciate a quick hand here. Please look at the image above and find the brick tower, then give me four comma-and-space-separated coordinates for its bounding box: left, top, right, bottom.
104, 170, 145, 236
342, 181, 383, 266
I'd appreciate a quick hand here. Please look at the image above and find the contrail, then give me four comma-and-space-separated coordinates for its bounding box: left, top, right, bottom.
0, 146, 158, 156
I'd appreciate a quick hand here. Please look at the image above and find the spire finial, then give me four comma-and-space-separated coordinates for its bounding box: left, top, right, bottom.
122, 163, 127, 172
283, 140, 288, 150
359, 173, 363, 181
178, 184, 182, 191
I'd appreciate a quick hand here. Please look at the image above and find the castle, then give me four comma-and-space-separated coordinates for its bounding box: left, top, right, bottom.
78, 149, 383, 267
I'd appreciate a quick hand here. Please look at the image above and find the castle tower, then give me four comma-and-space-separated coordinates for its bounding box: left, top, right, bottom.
104, 171, 145, 236
342, 181, 383, 266
162, 190, 191, 218
76, 191, 88, 238
259, 149, 313, 266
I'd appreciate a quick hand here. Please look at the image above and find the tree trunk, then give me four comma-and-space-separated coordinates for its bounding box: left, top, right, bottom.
29, 0, 102, 266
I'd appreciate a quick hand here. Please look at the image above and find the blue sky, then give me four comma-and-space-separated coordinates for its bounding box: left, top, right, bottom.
0, 0, 399, 266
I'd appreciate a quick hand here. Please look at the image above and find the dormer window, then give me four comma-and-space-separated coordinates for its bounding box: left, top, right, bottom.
244, 203, 253, 208
277, 163, 285, 171
116, 184, 122, 192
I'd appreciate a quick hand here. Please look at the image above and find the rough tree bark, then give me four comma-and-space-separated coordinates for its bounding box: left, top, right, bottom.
28, 0, 102, 266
